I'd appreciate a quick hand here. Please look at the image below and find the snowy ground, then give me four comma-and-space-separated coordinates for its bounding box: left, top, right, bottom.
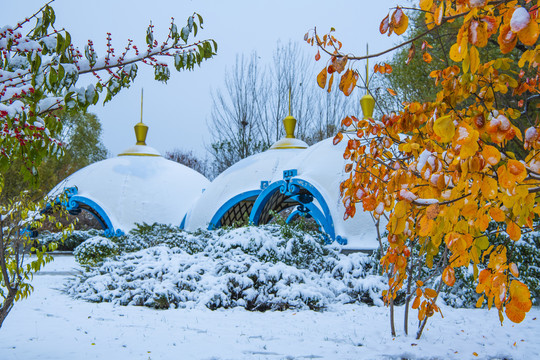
0, 255, 539, 360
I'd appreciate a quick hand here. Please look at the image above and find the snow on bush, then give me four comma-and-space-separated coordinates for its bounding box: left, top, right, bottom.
73, 236, 119, 266
39, 229, 102, 251
66, 224, 386, 311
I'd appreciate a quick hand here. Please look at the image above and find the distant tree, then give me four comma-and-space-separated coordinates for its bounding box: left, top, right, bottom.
208, 41, 356, 175
165, 148, 213, 179
0, 111, 107, 204
207, 53, 268, 174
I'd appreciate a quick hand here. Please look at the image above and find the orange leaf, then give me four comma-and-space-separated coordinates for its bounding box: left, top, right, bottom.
518, 19, 539, 46
434, 2, 444, 25
425, 288, 438, 298
482, 145, 500, 165
423, 52, 433, 63
507, 159, 527, 181
339, 69, 358, 96
489, 207, 506, 222
380, 14, 390, 34
442, 266, 456, 287
498, 25, 517, 54
315, 50, 321, 61
506, 301, 526, 323
426, 203, 440, 220
392, 7, 409, 35
419, 215, 434, 237
327, 73, 334, 93
317, 67, 327, 89
506, 221, 522, 241
412, 296, 421, 309
384, 63, 393, 74
509, 263, 519, 278
333, 132, 343, 145
406, 43, 416, 65
387, 88, 397, 96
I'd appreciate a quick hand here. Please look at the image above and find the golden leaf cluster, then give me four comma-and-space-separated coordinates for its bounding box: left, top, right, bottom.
311, 0, 540, 326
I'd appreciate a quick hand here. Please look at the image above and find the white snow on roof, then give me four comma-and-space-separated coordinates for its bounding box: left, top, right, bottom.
49, 152, 209, 232
186, 136, 380, 250
273, 137, 380, 250
184, 148, 305, 231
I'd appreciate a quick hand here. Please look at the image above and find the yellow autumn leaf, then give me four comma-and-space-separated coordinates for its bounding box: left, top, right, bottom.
482, 145, 501, 166
449, 43, 465, 62
480, 177, 498, 199
419, 0, 433, 11
317, 67, 327, 89
506, 221, 521, 241
489, 207, 506, 222
509, 263, 519, 278
470, 46, 480, 74
433, 115, 455, 143
442, 266, 456, 287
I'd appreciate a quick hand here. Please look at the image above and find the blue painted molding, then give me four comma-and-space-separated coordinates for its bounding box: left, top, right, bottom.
283, 169, 297, 180
249, 178, 339, 244
208, 189, 261, 230
58, 187, 122, 236
179, 213, 188, 230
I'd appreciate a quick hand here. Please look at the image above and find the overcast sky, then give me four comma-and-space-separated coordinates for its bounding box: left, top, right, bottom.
2, 0, 402, 157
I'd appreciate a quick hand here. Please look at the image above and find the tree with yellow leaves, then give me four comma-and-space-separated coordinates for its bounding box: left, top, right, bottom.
306, 0, 539, 339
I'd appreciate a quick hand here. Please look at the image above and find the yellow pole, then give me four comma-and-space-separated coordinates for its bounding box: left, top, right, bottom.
141, 88, 144, 123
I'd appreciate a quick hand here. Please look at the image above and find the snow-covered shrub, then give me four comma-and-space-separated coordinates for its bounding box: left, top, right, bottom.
39, 229, 101, 251
74, 236, 119, 266
66, 225, 386, 311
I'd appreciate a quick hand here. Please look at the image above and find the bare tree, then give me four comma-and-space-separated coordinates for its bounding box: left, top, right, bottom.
207, 41, 360, 175
207, 53, 267, 174
165, 148, 213, 179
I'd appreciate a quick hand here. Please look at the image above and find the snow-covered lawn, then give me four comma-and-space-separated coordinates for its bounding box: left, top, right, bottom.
0, 255, 538, 360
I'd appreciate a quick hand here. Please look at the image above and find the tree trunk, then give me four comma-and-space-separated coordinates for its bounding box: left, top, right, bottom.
390, 296, 396, 337
0, 286, 17, 329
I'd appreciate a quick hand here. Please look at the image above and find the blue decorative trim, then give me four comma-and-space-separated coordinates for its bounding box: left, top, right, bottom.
208, 190, 261, 230
260, 181, 269, 190
57, 187, 122, 236
103, 228, 125, 238
179, 213, 188, 230
250, 178, 336, 244
283, 169, 297, 180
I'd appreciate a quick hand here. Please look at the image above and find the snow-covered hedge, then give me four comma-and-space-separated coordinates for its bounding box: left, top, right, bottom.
73, 236, 119, 266
39, 229, 102, 251
66, 224, 386, 310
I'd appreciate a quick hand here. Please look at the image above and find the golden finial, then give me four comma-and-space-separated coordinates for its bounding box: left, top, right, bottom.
134, 88, 148, 145
269, 86, 308, 149
284, 86, 296, 139
360, 44, 375, 120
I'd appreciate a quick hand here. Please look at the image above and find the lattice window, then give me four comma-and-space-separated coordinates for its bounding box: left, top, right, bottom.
220, 200, 255, 227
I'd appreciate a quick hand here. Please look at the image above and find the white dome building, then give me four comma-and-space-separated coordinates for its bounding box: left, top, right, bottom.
184, 112, 308, 231
185, 104, 380, 251
49, 122, 209, 235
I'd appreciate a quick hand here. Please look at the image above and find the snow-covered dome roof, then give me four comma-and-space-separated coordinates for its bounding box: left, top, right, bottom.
184, 105, 379, 250
184, 111, 308, 231
49, 122, 209, 234
269, 136, 380, 250
184, 147, 305, 230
